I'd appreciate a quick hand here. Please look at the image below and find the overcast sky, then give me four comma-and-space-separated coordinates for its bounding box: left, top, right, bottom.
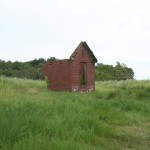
0, 0, 150, 79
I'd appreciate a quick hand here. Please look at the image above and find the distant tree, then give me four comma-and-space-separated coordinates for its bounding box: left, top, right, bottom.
95, 63, 115, 81
96, 62, 134, 81
47, 57, 58, 61
0, 58, 46, 80
12, 61, 22, 70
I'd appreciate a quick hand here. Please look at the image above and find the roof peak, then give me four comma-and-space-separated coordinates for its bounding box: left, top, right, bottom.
70, 41, 97, 63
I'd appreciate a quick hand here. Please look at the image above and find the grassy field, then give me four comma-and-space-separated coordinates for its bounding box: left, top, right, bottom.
0, 76, 150, 150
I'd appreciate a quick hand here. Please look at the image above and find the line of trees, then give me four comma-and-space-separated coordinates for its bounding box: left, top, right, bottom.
95, 62, 134, 81
0, 58, 48, 80
0, 58, 134, 81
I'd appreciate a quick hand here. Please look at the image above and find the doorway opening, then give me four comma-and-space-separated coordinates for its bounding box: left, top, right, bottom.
79, 62, 87, 85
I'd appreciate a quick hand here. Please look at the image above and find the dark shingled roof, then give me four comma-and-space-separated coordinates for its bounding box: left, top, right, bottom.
70, 41, 98, 63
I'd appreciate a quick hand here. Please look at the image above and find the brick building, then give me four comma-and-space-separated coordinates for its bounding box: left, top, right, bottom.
43, 41, 97, 92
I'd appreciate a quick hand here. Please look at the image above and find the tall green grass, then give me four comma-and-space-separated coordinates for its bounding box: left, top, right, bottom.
0, 77, 150, 150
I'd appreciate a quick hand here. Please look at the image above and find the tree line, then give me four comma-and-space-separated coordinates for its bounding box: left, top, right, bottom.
0, 58, 134, 81
95, 62, 134, 81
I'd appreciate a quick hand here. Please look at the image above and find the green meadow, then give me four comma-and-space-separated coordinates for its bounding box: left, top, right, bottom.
0, 76, 150, 150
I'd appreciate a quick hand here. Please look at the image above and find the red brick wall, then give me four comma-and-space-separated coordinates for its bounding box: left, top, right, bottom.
71, 44, 95, 92
44, 60, 73, 91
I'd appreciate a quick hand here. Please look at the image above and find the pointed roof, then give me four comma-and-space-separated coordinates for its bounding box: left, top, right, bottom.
70, 41, 98, 63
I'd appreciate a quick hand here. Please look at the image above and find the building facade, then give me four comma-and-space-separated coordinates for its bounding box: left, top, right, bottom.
44, 42, 97, 92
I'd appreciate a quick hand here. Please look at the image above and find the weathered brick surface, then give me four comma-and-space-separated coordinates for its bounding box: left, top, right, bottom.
43, 42, 97, 92
44, 60, 73, 91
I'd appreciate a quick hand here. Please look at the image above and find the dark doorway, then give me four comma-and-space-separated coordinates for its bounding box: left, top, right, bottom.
79, 62, 87, 85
